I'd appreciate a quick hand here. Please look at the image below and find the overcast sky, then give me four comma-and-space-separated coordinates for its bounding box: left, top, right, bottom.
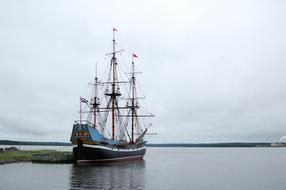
1, 0, 286, 143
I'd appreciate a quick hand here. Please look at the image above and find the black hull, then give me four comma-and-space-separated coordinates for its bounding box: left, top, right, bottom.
73, 144, 146, 162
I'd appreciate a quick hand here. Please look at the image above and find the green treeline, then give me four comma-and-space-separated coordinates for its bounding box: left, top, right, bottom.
0, 140, 271, 147
146, 143, 271, 147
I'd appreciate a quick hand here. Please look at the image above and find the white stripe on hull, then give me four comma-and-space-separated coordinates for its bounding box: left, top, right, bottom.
77, 155, 144, 163
73, 144, 146, 152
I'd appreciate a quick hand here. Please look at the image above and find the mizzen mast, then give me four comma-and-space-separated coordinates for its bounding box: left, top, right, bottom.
131, 58, 136, 143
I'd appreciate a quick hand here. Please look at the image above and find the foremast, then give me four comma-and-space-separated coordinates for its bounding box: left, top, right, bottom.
92, 63, 99, 129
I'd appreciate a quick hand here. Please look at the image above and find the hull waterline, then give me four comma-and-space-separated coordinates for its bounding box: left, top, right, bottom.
73, 144, 146, 163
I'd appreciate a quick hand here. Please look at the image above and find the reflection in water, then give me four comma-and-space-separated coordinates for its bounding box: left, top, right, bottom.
70, 160, 145, 190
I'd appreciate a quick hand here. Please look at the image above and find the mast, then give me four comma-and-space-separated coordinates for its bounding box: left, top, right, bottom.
93, 63, 98, 129
79, 97, 82, 125
111, 28, 116, 140
131, 61, 135, 143
104, 28, 123, 140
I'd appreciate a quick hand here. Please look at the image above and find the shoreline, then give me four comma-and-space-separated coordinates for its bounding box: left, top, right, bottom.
0, 150, 74, 165
0, 159, 30, 165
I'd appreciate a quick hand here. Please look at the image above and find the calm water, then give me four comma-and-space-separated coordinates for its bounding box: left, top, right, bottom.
1, 147, 286, 190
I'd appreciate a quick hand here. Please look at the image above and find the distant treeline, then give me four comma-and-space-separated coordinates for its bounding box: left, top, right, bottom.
146, 143, 272, 147
0, 140, 272, 147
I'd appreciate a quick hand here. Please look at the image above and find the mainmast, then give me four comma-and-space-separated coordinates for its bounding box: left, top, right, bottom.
111, 28, 117, 140
103, 28, 123, 141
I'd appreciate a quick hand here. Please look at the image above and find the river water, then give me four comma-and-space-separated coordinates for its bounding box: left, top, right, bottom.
1, 147, 286, 190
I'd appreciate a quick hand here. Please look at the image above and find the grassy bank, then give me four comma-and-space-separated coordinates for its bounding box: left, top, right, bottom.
0, 150, 59, 164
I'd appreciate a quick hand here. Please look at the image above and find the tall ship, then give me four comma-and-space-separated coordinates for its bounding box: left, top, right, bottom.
70, 29, 153, 162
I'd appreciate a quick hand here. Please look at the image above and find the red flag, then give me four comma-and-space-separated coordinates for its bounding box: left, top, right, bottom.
132, 53, 138, 58
113, 27, 118, 32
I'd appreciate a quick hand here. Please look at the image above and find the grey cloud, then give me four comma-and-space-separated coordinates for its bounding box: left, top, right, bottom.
1, 0, 286, 142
